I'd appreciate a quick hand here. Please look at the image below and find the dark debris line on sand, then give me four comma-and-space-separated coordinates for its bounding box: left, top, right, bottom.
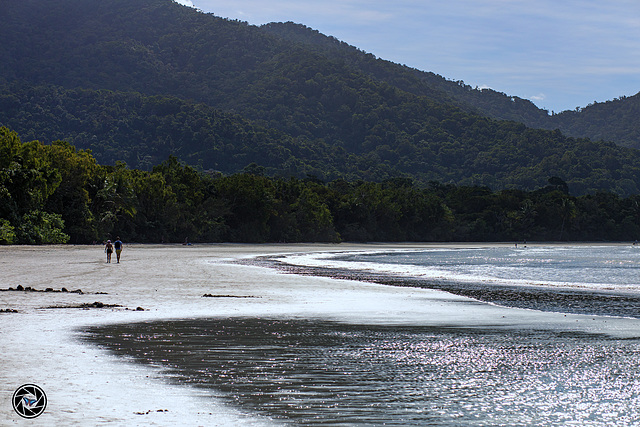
202, 294, 259, 298
43, 302, 146, 311
240, 256, 640, 319
0, 286, 146, 311
44, 301, 123, 309
1, 285, 86, 294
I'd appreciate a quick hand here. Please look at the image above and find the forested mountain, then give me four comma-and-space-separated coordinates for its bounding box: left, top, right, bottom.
260, 22, 553, 126
546, 94, 640, 149
3, 126, 640, 245
1, 0, 640, 195
260, 21, 640, 148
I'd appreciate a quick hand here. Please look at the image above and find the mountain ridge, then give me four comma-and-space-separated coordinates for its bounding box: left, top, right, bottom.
261, 21, 640, 147
1, 0, 640, 195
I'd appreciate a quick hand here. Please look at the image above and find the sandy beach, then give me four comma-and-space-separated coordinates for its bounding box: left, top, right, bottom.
2, 243, 640, 425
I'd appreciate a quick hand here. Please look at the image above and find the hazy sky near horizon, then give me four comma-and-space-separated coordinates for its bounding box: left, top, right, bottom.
178, 0, 640, 113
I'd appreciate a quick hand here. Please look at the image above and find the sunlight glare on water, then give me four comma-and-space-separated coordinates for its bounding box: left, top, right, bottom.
85, 319, 640, 426
82, 246, 640, 425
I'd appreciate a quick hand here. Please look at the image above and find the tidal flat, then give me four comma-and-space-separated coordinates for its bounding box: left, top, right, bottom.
1, 243, 640, 425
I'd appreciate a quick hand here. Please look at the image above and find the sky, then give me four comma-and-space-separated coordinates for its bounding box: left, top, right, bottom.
176, 0, 640, 113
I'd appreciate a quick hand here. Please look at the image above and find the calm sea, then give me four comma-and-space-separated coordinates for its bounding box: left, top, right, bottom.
83, 246, 640, 426
335, 245, 640, 293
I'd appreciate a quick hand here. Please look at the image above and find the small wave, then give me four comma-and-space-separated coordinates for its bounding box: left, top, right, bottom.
268, 246, 640, 318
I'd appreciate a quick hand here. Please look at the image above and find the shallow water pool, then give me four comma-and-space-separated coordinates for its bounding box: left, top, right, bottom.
83, 318, 640, 426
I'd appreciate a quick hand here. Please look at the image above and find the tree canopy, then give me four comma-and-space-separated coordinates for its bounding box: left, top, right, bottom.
3, 128, 640, 245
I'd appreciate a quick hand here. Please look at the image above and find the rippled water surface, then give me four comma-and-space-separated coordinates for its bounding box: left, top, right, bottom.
315, 246, 640, 318
83, 247, 640, 424
337, 246, 640, 291
83, 318, 640, 426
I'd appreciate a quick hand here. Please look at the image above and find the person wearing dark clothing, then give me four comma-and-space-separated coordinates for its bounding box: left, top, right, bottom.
105, 240, 113, 263
114, 237, 123, 263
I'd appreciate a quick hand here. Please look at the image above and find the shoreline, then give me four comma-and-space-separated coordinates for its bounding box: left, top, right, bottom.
2, 243, 640, 425
248, 249, 640, 319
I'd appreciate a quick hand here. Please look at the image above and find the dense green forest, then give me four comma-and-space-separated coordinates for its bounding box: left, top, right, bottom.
2, 0, 640, 196
3, 128, 640, 245
4, 83, 640, 196
545, 94, 640, 149
261, 22, 640, 149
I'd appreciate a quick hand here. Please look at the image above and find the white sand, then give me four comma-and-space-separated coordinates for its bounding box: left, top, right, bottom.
1, 243, 639, 425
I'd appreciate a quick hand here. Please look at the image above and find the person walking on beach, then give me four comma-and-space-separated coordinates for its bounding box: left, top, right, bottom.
105, 240, 113, 263
114, 237, 123, 263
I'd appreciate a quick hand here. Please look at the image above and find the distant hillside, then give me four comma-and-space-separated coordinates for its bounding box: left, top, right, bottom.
0, 84, 322, 175
262, 22, 640, 148
546, 94, 640, 149
261, 22, 552, 126
1, 0, 640, 195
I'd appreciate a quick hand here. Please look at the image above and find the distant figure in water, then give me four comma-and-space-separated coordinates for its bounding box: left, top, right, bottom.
114, 237, 123, 263
105, 240, 113, 263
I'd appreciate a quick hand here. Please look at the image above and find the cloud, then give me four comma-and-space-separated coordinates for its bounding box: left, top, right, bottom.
174, 0, 195, 6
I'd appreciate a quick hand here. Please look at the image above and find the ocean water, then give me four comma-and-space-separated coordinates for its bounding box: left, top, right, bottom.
284, 245, 640, 318
84, 319, 640, 426
82, 246, 640, 426
332, 245, 640, 293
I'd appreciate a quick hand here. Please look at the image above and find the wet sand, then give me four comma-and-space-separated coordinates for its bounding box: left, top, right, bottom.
2, 243, 640, 425
254, 251, 640, 318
